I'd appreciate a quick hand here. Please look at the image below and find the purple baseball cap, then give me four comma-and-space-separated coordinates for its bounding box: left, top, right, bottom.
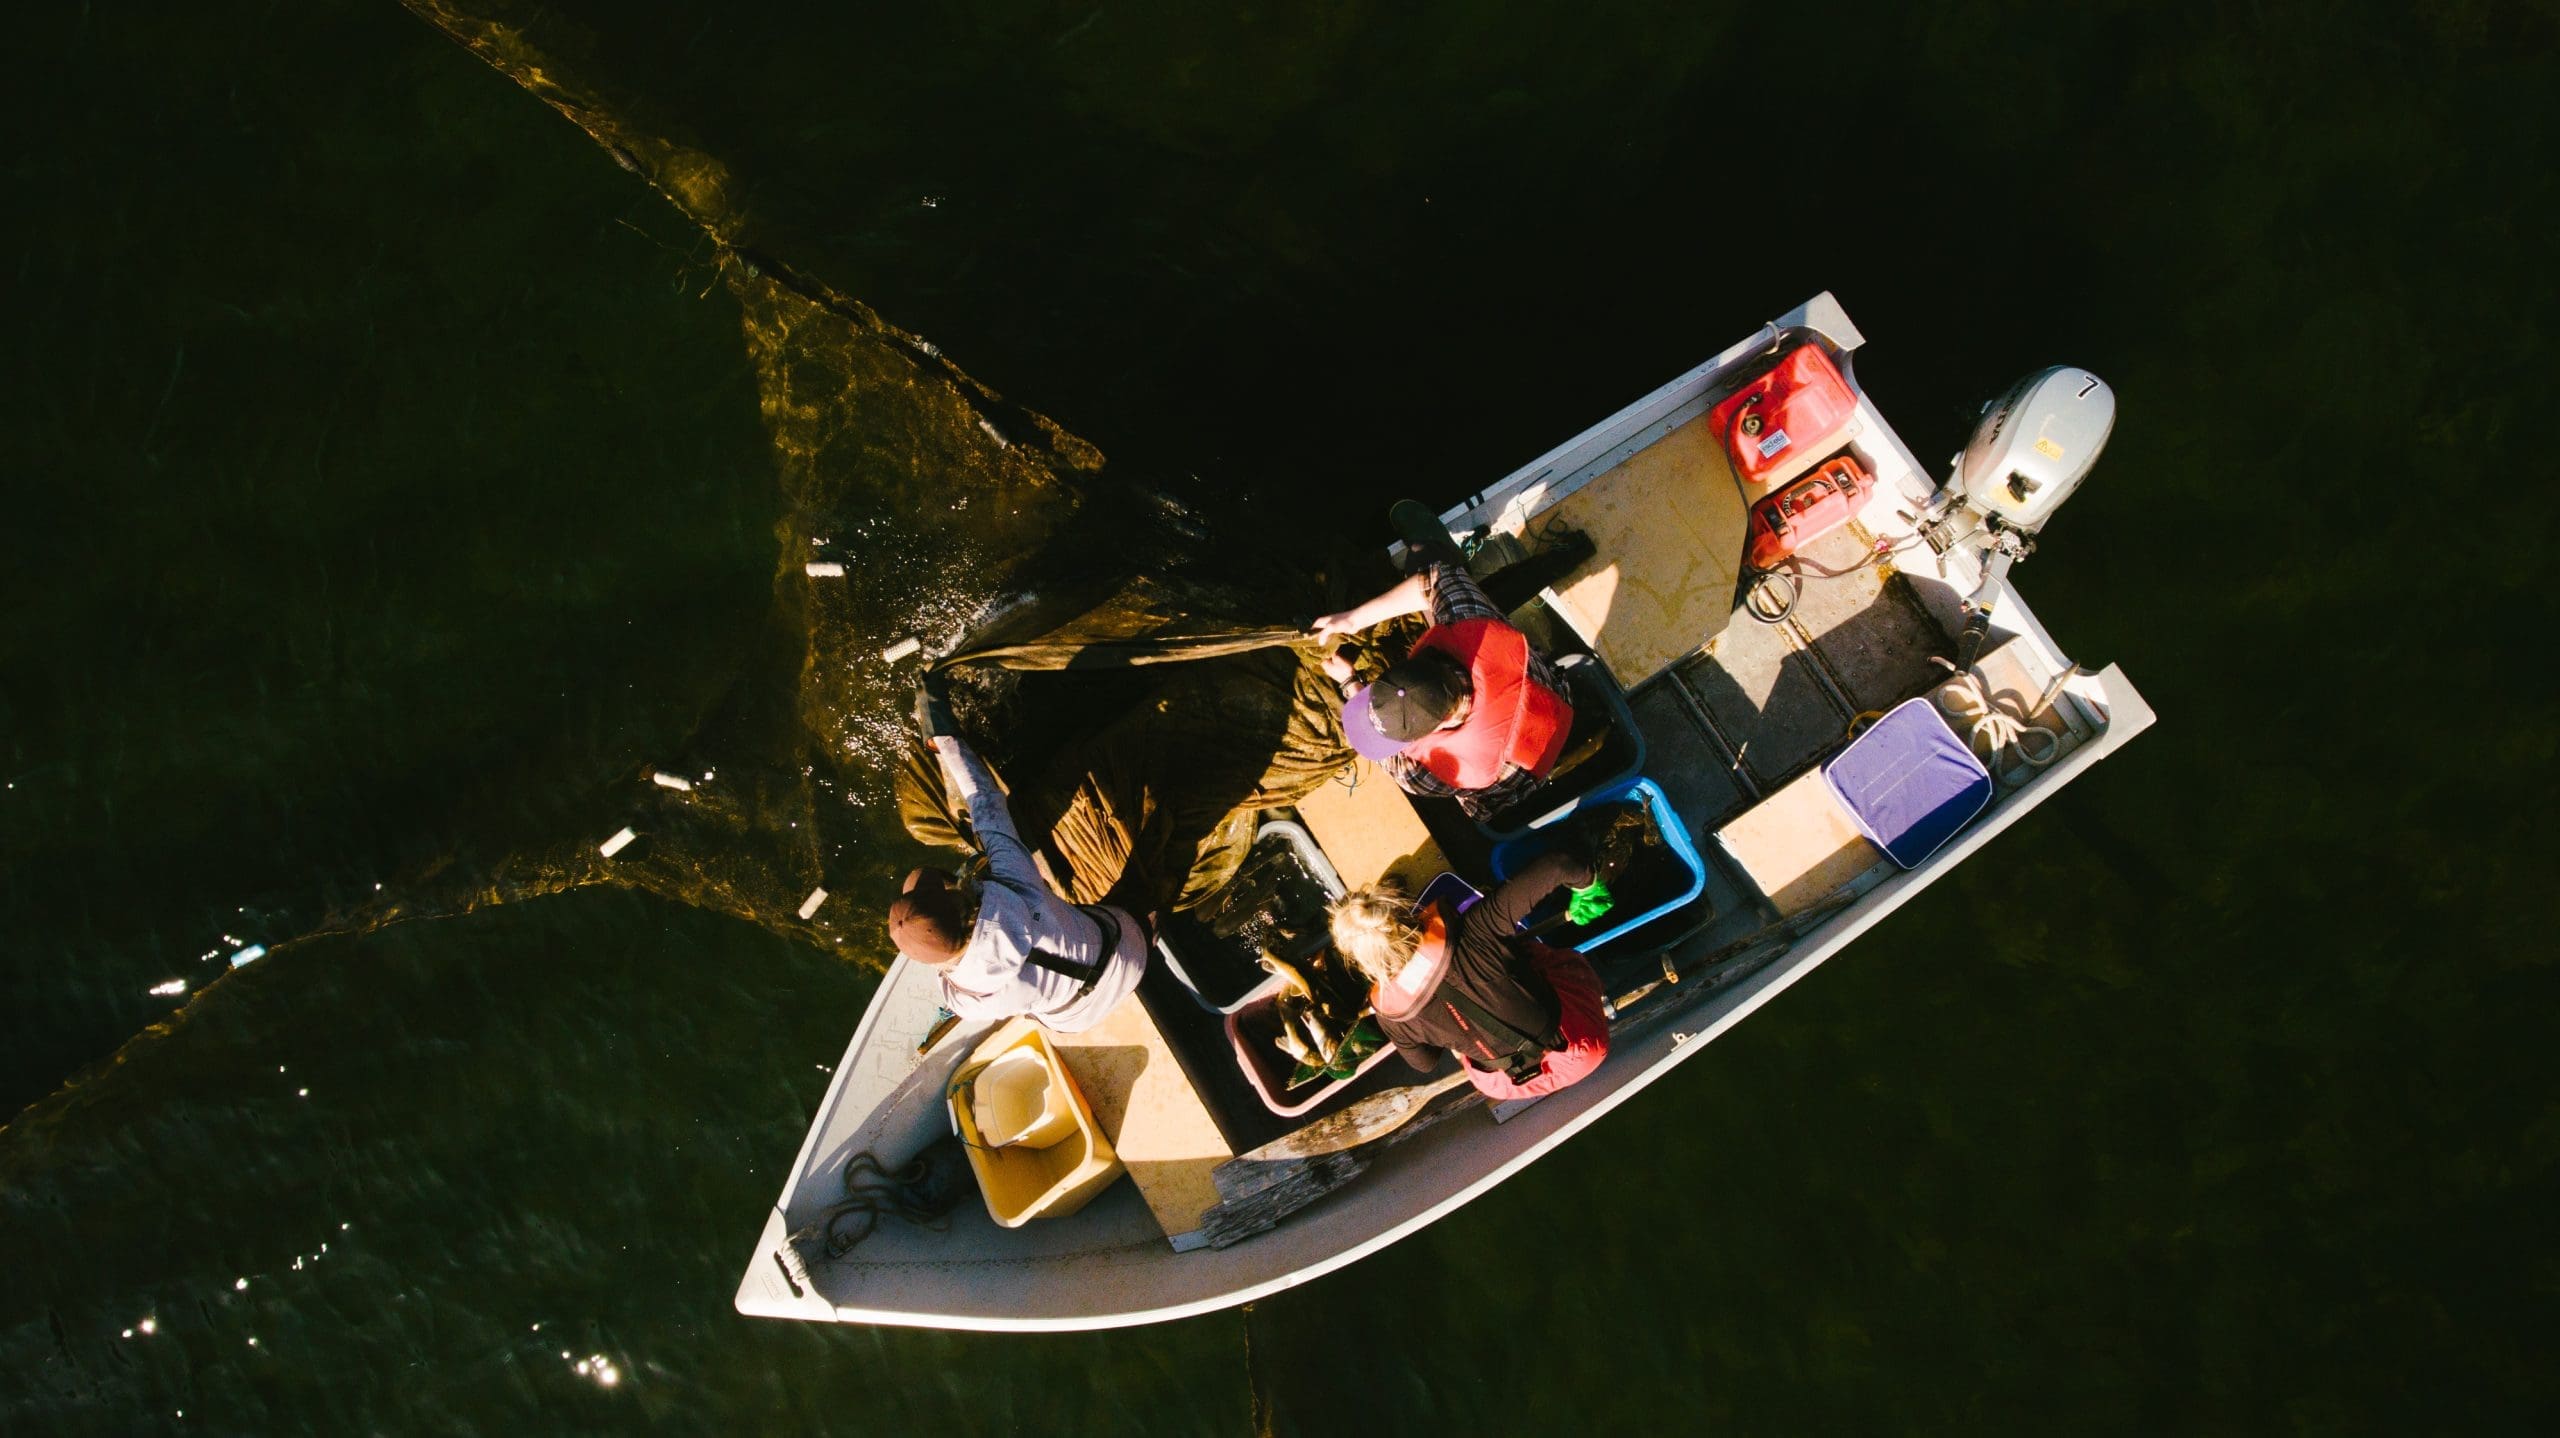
1342, 684, 1410, 762
1343, 655, 1468, 762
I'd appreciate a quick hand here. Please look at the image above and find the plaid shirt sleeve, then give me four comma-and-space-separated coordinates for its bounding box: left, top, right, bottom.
1422, 561, 1504, 627
1385, 752, 1457, 799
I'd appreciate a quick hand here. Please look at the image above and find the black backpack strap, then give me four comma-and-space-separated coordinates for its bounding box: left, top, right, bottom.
1022, 905, 1121, 998
1435, 982, 1562, 1083
1024, 946, 1103, 997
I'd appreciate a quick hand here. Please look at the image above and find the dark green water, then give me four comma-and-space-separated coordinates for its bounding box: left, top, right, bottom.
5, 0, 2556, 1431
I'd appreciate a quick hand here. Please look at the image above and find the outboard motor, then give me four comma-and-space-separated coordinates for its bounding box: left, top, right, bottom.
1917, 366, 2115, 665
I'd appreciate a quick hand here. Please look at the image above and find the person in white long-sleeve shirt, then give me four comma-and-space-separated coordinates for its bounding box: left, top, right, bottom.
887, 729, 1147, 1033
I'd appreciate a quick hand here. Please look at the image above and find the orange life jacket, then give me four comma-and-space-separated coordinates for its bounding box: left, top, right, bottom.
1399, 618, 1572, 791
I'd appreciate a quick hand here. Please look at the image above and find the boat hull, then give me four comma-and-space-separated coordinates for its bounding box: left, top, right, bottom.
736, 292, 2156, 1330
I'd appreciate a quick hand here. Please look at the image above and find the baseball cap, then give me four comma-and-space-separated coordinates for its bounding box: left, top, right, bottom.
1343, 654, 1468, 759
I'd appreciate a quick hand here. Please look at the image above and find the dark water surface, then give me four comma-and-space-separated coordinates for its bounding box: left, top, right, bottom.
6, 0, 2556, 1431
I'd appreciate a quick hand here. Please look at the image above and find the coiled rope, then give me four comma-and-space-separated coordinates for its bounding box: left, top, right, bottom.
804, 1147, 966, 1258
1931, 656, 2080, 773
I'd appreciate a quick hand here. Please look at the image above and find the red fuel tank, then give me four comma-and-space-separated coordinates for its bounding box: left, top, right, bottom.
1745, 451, 1877, 571
1707, 343, 1862, 493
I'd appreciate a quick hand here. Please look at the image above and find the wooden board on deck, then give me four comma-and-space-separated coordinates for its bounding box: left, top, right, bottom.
1051, 996, 1234, 1239
1713, 766, 1887, 916
1293, 759, 1451, 893
1541, 414, 1750, 685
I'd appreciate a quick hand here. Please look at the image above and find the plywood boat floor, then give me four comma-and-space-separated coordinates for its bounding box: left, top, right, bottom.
1652, 526, 1948, 793
1049, 996, 1232, 1238
1540, 411, 1750, 683
1294, 757, 1453, 898
1716, 767, 1892, 917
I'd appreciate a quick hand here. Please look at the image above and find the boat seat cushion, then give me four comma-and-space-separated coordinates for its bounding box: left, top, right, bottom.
1822, 697, 1994, 869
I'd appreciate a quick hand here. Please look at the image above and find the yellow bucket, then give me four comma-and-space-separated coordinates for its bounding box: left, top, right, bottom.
948, 1021, 1124, 1227
969, 1047, 1078, 1150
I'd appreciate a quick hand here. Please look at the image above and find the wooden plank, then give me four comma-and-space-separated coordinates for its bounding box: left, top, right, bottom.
1292, 759, 1450, 896
1541, 413, 1752, 686
1051, 995, 1234, 1239
1195, 1082, 1483, 1249
1713, 767, 1886, 917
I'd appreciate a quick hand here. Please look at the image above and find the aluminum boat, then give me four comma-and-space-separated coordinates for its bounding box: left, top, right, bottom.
734, 292, 2155, 1331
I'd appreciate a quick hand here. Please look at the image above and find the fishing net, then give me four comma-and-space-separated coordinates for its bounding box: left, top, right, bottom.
29, 0, 1386, 1107
896, 575, 1355, 914
263, 74, 1366, 979
247, 6, 1166, 971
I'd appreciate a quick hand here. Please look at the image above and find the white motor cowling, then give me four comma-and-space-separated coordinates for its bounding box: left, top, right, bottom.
1924, 365, 2117, 669
1952, 366, 2115, 536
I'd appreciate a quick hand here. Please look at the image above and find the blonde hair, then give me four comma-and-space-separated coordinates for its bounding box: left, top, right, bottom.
1329, 886, 1422, 987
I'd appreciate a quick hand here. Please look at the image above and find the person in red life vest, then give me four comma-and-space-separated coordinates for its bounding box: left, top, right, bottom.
1326, 849, 1610, 1102
1309, 560, 1575, 822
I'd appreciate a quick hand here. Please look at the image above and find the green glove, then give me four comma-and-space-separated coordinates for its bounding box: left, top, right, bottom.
1567, 880, 1615, 926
